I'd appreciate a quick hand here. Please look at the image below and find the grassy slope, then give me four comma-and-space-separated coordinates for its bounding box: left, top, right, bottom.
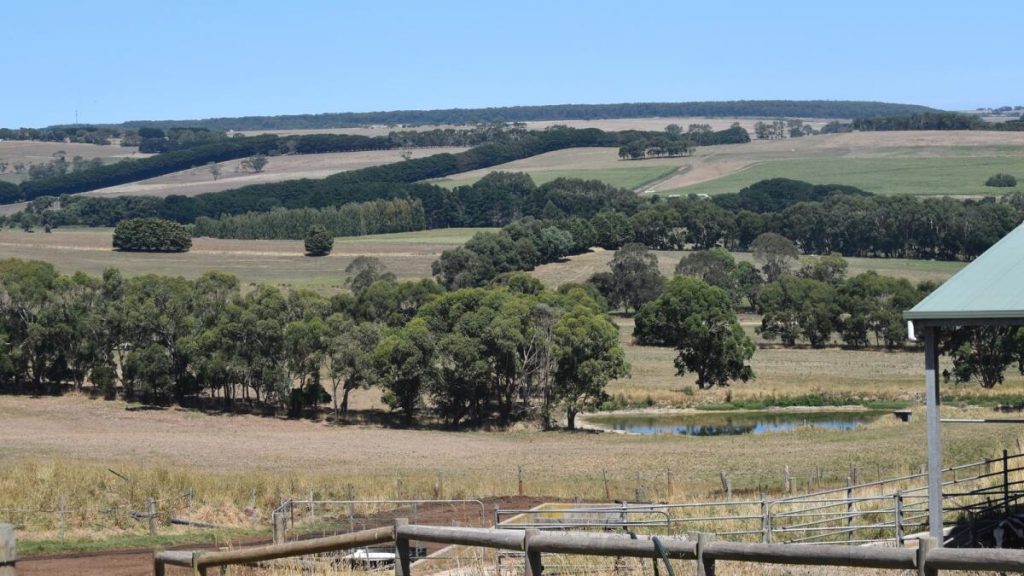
428, 131, 1024, 196
663, 156, 1024, 197
436, 164, 679, 190
0, 228, 493, 292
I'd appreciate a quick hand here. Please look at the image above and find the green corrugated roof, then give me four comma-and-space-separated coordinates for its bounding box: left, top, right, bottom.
905, 221, 1024, 322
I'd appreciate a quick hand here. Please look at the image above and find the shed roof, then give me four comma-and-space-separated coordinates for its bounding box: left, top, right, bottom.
905, 221, 1024, 325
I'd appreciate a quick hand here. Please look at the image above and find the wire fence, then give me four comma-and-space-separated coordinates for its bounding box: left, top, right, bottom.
492, 450, 1024, 547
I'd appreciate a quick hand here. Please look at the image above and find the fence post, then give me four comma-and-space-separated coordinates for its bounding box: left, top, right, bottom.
845, 478, 854, 544
1004, 448, 1010, 517
524, 528, 543, 576
146, 498, 158, 536
760, 497, 771, 543
720, 472, 732, 498
666, 469, 674, 500
272, 512, 286, 544
783, 465, 791, 493
0, 523, 15, 576
917, 535, 937, 576
894, 490, 904, 547
347, 485, 355, 533
697, 532, 715, 576
394, 518, 411, 576
58, 493, 66, 543
518, 466, 524, 497
603, 470, 611, 501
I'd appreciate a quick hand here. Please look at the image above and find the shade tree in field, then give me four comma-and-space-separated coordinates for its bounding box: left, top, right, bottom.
553, 303, 629, 429
942, 327, 1024, 389
239, 154, 269, 173
304, 224, 333, 256
634, 277, 753, 390
986, 173, 1017, 187
112, 218, 192, 252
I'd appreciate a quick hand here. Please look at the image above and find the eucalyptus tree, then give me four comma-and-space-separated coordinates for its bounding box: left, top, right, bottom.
553, 304, 629, 429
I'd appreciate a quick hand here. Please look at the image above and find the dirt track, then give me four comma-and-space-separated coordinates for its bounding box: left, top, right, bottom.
17, 496, 546, 576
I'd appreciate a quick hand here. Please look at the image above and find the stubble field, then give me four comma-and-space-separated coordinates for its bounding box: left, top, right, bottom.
81, 147, 468, 199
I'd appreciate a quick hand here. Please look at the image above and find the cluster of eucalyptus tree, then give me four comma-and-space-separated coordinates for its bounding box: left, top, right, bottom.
0, 257, 626, 429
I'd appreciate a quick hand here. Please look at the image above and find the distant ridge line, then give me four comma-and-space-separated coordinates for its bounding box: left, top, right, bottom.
92, 100, 937, 132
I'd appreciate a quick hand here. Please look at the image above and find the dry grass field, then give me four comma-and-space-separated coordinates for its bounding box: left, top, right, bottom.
1, 393, 1019, 531
0, 227, 491, 292
0, 140, 145, 186
81, 147, 468, 199
0, 140, 144, 167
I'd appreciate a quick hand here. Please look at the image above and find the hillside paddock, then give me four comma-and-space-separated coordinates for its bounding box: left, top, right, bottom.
431, 131, 1024, 197
0, 227, 491, 292
80, 146, 468, 199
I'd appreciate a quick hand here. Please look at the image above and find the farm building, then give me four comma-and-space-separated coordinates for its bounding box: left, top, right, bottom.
905, 220, 1024, 544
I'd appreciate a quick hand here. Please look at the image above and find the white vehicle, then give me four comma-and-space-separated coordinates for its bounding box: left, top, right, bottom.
341, 548, 396, 569
340, 545, 427, 569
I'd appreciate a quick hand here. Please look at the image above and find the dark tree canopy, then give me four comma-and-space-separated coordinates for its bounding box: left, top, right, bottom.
112, 218, 191, 252
304, 224, 333, 256
986, 173, 1018, 188
635, 277, 754, 389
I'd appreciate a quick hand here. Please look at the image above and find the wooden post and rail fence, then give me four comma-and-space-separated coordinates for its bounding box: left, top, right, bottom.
153, 517, 1024, 575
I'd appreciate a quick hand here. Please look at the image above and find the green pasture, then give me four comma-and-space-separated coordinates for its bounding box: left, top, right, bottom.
661, 156, 1024, 197
435, 165, 678, 190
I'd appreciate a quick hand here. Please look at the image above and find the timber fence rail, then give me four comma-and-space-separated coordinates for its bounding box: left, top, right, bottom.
153, 518, 1024, 575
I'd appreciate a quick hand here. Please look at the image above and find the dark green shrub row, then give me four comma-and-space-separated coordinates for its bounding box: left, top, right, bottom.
112, 218, 192, 252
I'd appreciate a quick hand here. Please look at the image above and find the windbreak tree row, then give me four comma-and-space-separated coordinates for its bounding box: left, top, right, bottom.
192, 198, 427, 240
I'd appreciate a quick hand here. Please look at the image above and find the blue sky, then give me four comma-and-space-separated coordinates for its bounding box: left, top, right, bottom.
3, 0, 1020, 127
